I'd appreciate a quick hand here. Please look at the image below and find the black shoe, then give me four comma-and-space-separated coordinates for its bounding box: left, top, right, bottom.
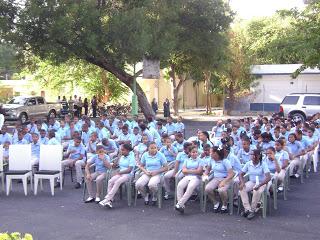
220, 208, 228, 214
137, 193, 142, 199
74, 182, 81, 189
241, 210, 249, 218
247, 211, 255, 220
84, 197, 95, 203
175, 204, 185, 214
144, 201, 149, 205
54, 182, 61, 188
151, 200, 157, 206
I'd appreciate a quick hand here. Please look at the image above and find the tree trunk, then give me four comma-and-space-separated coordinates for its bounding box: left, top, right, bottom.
204, 71, 212, 115
84, 56, 155, 118
226, 82, 235, 115
173, 88, 179, 116
195, 83, 199, 108
101, 69, 110, 102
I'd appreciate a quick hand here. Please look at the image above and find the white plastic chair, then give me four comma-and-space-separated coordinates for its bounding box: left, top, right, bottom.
0, 146, 4, 192
34, 145, 63, 196
6, 145, 33, 196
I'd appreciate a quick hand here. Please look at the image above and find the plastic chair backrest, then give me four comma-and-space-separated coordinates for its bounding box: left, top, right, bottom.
39, 144, 63, 171
0, 145, 3, 172
9, 144, 32, 171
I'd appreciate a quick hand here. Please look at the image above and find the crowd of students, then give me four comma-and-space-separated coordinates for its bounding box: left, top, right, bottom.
0, 112, 319, 220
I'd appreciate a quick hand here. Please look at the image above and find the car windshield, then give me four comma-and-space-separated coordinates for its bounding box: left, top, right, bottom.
8, 97, 27, 105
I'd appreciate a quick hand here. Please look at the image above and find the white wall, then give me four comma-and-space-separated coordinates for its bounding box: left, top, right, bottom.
252, 74, 320, 103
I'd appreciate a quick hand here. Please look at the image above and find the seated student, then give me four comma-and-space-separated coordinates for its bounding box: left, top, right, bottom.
139, 123, 153, 142
259, 132, 275, 153
224, 143, 242, 174
250, 129, 261, 148
135, 142, 168, 205
131, 126, 142, 148
100, 138, 118, 159
0, 126, 12, 144
211, 120, 225, 139
3, 141, 10, 163
204, 146, 234, 213
59, 136, 86, 189
134, 134, 149, 163
164, 142, 192, 199
73, 115, 83, 132
57, 120, 71, 148
274, 139, 289, 190
272, 126, 281, 141
39, 129, 49, 145
305, 127, 319, 172
22, 125, 32, 143
96, 122, 111, 141
100, 144, 136, 208
156, 121, 167, 137
115, 125, 132, 146
86, 132, 99, 160
279, 123, 289, 140
84, 145, 112, 203
172, 132, 186, 152
81, 123, 91, 146
27, 118, 37, 133
175, 116, 185, 134
175, 145, 204, 213
287, 133, 305, 178
147, 116, 156, 130
47, 117, 60, 132
47, 130, 60, 145
230, 125, 240, 148
160, 137, 178, 163
263, 147, 281, 191
243, 122, 252, 139
31, 133, 41, 167
130, 115, 139, 129
148, 124, 161, 141
200, 144, 212, 170
13, 130, 29, 145
239, 149, 271, 220
111, 121, 123, 139
165, 117, 176, 138
198, 131, 213, 153
82, 115, 96, 129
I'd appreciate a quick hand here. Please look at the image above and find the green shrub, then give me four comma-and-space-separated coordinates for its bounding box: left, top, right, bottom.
0, 233, 33, 240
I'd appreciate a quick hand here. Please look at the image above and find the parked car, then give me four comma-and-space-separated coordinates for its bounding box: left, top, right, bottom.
2, 96, 62, 124
279, 93, 320, 122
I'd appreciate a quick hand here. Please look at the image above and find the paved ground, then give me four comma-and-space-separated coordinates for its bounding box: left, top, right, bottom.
1, 120, 320, 240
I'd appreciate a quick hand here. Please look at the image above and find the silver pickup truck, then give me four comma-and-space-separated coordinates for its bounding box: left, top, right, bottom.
2, 96, 62, 123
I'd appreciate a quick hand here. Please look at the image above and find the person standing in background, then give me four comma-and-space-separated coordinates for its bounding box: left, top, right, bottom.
57, 96, 61, 103
68, 96, 74, 118
151, 98, 158, 115
78, 97, 83, 117
91, 96, 98, 118
83, 98, 89, 116
163, 98, 170, 118
73, 95, 79, 117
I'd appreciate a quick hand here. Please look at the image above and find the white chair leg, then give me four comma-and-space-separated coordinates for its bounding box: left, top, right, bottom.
30, 174, 33, 191
34, 176, 39, 195
60, 173, 63, 190
6, 176, 11, 196
50, 178, 55, 196
23, 177, 28, 196
40, 179, 43, 191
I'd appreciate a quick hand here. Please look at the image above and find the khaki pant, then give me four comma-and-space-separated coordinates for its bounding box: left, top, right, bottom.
313, 145, 319, 172
289, 157, 304, 176
61, 159, 85, 183
177, 175, 200, 207
135, 174, 161, 196
239, 181, 266, 212
205, 178, 231, 205
105, 174, 131, 202
86, 172, 106, 198
275, 169, 286, 183
163, 169, 183, 193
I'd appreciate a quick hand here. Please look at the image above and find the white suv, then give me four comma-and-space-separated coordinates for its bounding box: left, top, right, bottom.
279, 93, 320, 122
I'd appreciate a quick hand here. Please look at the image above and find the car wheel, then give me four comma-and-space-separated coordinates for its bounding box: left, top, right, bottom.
19, 113, 28, 124
48, 110, 56, 119
292, 113, 305, 122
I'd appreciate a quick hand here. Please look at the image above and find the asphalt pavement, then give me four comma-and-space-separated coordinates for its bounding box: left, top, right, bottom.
0, 120, 319, 240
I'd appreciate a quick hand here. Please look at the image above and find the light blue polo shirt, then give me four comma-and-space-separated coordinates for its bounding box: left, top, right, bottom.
172, 140, 186, 152
0, 133, 12, 144
40, 137, 49, 145
14, 138, 29, 145
23, 133, 32, 143
102, 139, 118, 152
67, 144, 86, 160
57, 127, 71, 140
183, 157, 203, 176
175, 122, 185, 133
149, 128, 161, 140
176, 152, 189, 170
31, 141, 40, 158
160, 146, 178, 162
119, 152, 136, 172
165, 123, 176, 135
227, 153, 242, 173
97, 127, 111, 141
130, 133, 142, 147
140, 151, 167, 171
263, 157, 280, 174
241, 161, 270, 183
210, 158, 232, 178
287, 141, 303, 156
275, 150, 289, 166
211, 125, 225, 138
135, 143, 148, 156
81, 131, 90, 146
237, 148, 251, 164
92, 154, 110, 173
261, 141, 275, 152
